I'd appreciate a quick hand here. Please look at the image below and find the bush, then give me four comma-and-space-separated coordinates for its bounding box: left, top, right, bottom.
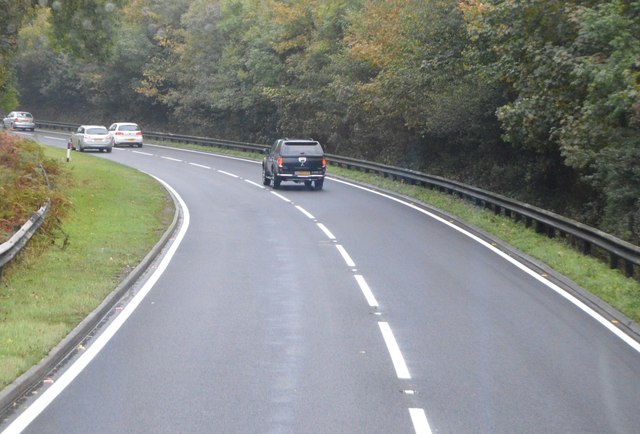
0, 133, 72, 243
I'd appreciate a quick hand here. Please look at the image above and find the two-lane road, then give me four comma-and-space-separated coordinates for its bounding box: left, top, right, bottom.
2, 130, 639, 433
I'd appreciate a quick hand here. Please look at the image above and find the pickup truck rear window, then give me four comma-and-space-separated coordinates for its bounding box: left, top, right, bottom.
281, 143, 323, 157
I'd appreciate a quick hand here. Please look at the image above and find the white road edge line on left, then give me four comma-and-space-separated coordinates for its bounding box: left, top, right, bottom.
1, 176, 190, 434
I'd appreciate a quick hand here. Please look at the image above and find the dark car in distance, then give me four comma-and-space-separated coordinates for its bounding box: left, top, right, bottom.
262, 139, 326, 190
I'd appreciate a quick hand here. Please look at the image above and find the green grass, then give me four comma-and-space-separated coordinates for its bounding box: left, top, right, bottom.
0, 145, 174, 388
151, 139, 640, 324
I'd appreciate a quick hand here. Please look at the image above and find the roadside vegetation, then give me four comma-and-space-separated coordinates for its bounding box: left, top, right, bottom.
0, 135, 173, 389
0, 133, 70, 244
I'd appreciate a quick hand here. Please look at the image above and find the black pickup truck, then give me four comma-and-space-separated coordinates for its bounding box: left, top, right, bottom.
262, 139, 326, 190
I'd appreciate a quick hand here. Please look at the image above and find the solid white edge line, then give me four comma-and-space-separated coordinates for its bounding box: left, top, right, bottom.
2, 177, 190, 434
378, 322, 411, 379
335, 244, 356, 267
161, 156, 182, 162
217, 170, 239, 178
330, 178, 640, 353
270, 191, 290, 203
317, 223, 336, 240
188, 162, 211, 169
354, 275, 379, 307
409, 408, 432, 434
295, 205, 315, 220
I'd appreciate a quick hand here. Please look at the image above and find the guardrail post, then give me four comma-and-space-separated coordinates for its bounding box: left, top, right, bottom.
546, 226, 555, 239
625, 260, 634, 278
610, 254, 619, 270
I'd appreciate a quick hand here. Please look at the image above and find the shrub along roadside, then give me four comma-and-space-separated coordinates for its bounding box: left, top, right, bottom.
0, 144, 174, 389
0, 133, 71, 244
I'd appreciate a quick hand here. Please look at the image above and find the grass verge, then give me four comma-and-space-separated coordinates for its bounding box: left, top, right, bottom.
0, 145, 174, 389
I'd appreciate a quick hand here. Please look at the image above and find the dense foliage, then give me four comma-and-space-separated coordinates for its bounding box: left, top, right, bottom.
0, 133, 72, 244
2, 0, 639, 243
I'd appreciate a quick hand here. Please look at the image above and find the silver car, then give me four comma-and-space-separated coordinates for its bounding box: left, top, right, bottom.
71, 125, 112, 152
2, 111, 35, 131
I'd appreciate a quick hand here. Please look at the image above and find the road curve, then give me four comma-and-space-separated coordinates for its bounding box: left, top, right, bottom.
1, 130, 639, 434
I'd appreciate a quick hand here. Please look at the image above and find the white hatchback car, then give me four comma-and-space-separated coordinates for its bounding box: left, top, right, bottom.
108, 122, 143, 147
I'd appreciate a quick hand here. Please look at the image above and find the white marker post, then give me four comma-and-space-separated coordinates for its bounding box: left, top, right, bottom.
66, 139, 72, 162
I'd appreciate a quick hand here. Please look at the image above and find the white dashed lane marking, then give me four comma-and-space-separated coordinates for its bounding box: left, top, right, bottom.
217, 170, 239, 178
409, 408, 433, 434
316, 223, 336, 240
335, 244, 356, 267
161, 156, 182, 162
295, 205, 315, 220
270, 191, 291, 203
189, 162, 211, 169
354, 275, 379, 308
244, 180, 265, 189
378, 322, 411, 380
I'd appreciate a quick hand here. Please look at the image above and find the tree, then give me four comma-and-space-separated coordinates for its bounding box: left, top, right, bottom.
0, 0, 36, 111
463, 0, 640, 241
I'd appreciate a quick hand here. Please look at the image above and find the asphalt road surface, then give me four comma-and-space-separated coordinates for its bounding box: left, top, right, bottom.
2, 130, 639, 433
